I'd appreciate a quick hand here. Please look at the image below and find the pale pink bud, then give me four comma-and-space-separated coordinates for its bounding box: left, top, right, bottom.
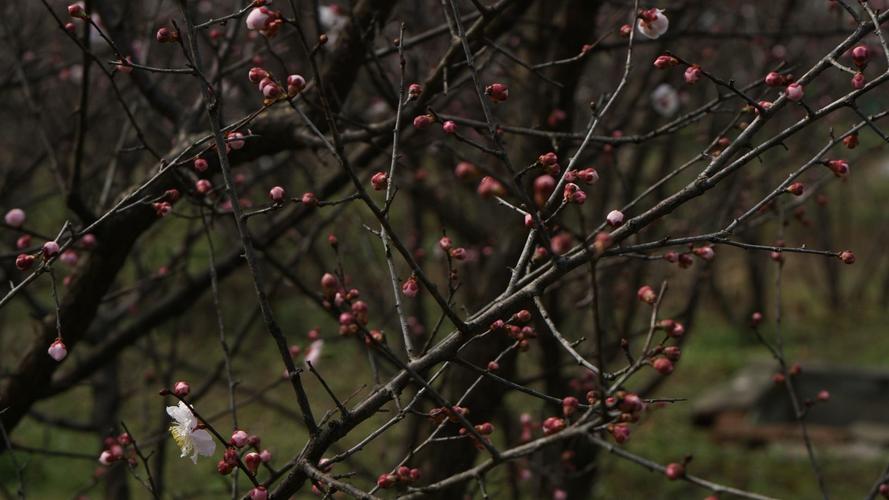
195, 179, 212, 194
249, 487, 268, 500
173, 380, 190, 397
260, 449, 272, 462
606, 209, 625, 227
851, 72, 865, 89
413, 114, 433, 129
248, 67, 269, 84
42, 241, 60, 258
194, 158, 208, 172
442, 120, 457, 134
4, 208, 26, 228
764, 71, 784, 87
231, 430, 249, 448
287, 74, 306, 94
785, 82, 804, 102
245, 7, 271, 31
48, 339, 68, 362
684, 65, 702, 84
269, 186, 286, 202
637, 8, 669, 39
371, 171, 388, 191
60, 250, 79, 266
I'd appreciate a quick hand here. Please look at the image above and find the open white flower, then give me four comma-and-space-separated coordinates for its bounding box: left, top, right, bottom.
637, 8, 669, 39
651, 83, 679, 117
167, 401, 216, 463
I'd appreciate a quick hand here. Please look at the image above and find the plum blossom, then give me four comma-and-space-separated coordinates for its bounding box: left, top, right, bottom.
167, 401, 216, 463
305, 339, 324, 367
651, 83, 679, 117
637, 8, 669, 39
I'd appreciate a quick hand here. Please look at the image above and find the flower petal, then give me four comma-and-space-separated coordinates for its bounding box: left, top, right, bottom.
190, 429, 216, 461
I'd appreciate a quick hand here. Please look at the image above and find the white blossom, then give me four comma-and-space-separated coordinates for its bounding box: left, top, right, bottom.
167, 401, 216, 463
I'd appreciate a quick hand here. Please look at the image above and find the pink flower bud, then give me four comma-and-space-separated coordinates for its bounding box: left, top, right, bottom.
843, 133, 859, 149
301, 192, 319, 207
637, 285, 657, 304
245, 7, 271, 31
542, 416, 566, 435
195, 179, 212, 194
156, 27, 178, 43
816, 390, 830, 402
371, 171, 388, 191
851, 44, 870, 68
226, 132, 245, 150
653, 54, 679, 69
827, 159, 849, 177
561, 396, 579, 417
751, 311, 763, 326
4, 208, 26, 228
652, 357, 674, 374
606, 209, 625, 227
48, 339, 68, 362
60, 250, 79, 266
664, 462, 684, 480
442, 120, 457, 134
684, 65, 702, 84
65, 22, 77, 33
533, 175, 556, 206
785, 82, 804, 102
248, 67, 269, 84
454, 161, 478, 180
231, 429, 249, 448
260, 449, 272, 462
244, 452, 261, 473
485, 83, 509, 102
377, 474, 397, 489
477, 176, 505, 199
851, 72, 865, 89
173, 380, 190, 397
438, 236, 452, 251
320, 273, 338, 291
68, 3, 86, 18
786, 182, 804, 196
839, 250, 855, 264
99, 450, 113, 465
287, 74, 306, 94
193, 158, 209, 172
42, 241, 60, 258
408, 83, 422, 99
402, 276, 419, 297
16, 235, 30, 249
412, 114, 433, 129
764, 71, 784, 87
269, 186, 285, 203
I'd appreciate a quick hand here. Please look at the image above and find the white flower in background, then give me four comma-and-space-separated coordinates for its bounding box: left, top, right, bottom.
651, 83, 679, 117
167, 401, 216, 463
637, 8, 669, 39
319, 4, 349, 46
305, 339, 324, 367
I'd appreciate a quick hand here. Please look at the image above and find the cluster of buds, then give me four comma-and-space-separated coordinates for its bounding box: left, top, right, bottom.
16, 239, 62, 272
663, 250, 695, 269
484, 83, 509, 102
377, 466, 422, 489
428, 405, 470, 425
245, 6, 283, 37
692, 245, 715, 261
538, 151, 560, 175
563, 183, 586, 204
98, 433, 134, 466
459, 421, 495, 449
564, 167, 599, 185
477, 176, 506, 199
489, 310, 538, 350
657, 319, 686, 339
153, 189, 180, 218
249, 67, 306, 100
